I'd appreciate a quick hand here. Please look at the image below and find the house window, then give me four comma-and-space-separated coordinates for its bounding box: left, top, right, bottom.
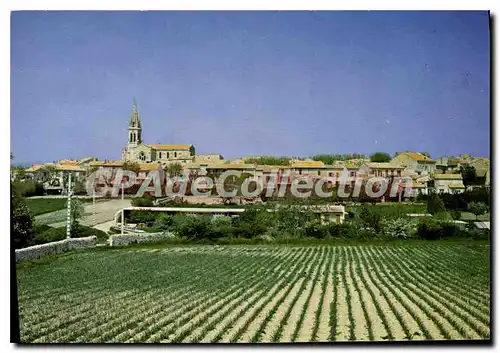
350, 171, 356, 177
159, 152, 162, 159
299, 169, 302, 175
167, 152, 170, 158
139, 152, 146, 161
174, 152, 177, 158
318, 171, 321, 176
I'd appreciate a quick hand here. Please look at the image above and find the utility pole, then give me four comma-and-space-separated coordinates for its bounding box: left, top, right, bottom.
93, 189, 96, 226
66, 172, 72, 239
121, 209, 124, 235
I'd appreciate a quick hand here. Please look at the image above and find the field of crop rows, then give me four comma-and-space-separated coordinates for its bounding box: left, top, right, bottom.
16, 244, 490, 343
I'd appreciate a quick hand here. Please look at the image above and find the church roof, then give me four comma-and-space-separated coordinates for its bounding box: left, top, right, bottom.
147, 144, 193, 150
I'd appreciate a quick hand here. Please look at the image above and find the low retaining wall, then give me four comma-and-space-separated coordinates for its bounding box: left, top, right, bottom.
15, 236, 98, 262
109, 232, 175, 247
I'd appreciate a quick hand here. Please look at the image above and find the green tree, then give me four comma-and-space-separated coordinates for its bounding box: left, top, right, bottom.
358, 206, 382, 233
70, 199, 85, 230
460, 164, 477, 187
11, 165, 26, 180
427, 192, 446, 215
123, 161, 140, 174
36, 165, 58, 183
311, 154, 366, 164
468, 202, 488, 220
370, 152, 391, 163
12, 183, 34, 248
165, 162, 183, 177
244, 156, 290, 166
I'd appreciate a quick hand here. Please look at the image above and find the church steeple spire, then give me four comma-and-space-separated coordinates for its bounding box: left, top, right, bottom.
129, 98, 141, 129
128, 99, 142, 146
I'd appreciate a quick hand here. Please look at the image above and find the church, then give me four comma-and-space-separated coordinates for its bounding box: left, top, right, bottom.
121, 100, 196, 165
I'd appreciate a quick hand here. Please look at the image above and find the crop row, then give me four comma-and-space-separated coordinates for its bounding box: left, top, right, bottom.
16, 244, 490, 343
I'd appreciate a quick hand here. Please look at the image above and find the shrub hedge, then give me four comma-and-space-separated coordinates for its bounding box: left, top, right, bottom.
122, 203, 486, 243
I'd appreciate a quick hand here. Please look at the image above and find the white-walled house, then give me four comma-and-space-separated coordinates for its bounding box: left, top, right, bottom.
434, 174, 466, 194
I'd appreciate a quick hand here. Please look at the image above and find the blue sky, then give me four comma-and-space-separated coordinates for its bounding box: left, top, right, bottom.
11, 11, 490, 165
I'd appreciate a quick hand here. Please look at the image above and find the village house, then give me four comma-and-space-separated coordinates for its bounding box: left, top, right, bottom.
391, 152, 437, 176
25, 162, 87, 194
433, 174, 466, 194
289, 160, 325, 177
358, 162, 404, 179
193, 154, 224, 163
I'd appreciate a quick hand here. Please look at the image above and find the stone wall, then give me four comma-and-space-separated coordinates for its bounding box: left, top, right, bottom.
109, 232, 175, 247
15, 236, 98, 262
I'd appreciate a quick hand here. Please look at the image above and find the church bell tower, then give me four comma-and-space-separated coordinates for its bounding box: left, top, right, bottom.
128, 99, 142, 148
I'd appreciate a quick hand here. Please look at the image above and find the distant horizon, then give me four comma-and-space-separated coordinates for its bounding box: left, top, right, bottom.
11, 11, 490, 164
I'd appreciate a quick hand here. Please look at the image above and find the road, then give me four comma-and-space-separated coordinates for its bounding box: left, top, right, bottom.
45, 199, 131, 229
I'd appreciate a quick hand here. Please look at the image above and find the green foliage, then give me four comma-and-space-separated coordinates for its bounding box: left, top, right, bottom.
128, 211, 157, 225
11, 165, 27, 179
433, 186, 490, 212
72, 225, 108, 242
172, 214, 213, 240
128, 201, 483, 243
244, 156, 290, 166
12, 185, 34, 249
25, 198, 66, 216
131, 195, 155, 207
416, 218, 461, 240
311, 153, 366, 165
210, 216, 236, 239
32, 223, 52, 235
450, 210, 462, 220
12, 180, 45, 197
35, 165, 58, 183
33, 224, 108, 245
468, 202, 488, 220
73, 180, 87, 195
369, 152, 391, 163
232, 208, 270, 238
123, 161, 141, 174
416, 217, 442, 240
70, 199, 85, 227
303, 220, 327, 239
460, 164, 478, 187
433, 211, 453, 221
165, 162, 183, 177
324, 222, 352, 238
25, 198, 92, 216
427, 193, 446, 215
382, 218, 416, 239
358, 206, 382, 233
33, 227, 66, 245
357, 227, 379, 239
153, 213, 173, 228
